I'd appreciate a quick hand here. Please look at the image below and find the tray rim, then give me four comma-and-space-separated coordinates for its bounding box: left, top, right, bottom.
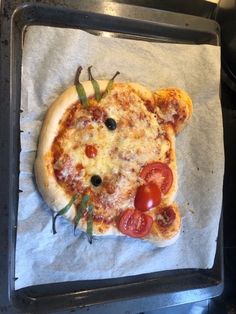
0, 1, 223, 313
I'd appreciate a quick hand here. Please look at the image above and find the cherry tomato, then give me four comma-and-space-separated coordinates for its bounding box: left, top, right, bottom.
140, 162, 173, 194
134, 181, 161, 211
156, 206, 176, 227
85, 145, 97, 158
118, 209, 153, 238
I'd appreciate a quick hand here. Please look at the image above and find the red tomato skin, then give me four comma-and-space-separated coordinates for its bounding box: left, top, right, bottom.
134, 181, 161, 211
85, 145, 97, 158
118, 209, 153, 238
140, 162, 173, 195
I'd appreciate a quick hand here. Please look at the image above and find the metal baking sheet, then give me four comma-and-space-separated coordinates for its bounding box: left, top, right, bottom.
0, 0, 223, 313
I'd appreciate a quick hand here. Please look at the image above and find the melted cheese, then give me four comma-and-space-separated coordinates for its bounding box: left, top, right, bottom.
52, 84, 171, 221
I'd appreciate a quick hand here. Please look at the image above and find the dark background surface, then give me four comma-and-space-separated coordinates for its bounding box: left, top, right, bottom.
1, 0, 236, 313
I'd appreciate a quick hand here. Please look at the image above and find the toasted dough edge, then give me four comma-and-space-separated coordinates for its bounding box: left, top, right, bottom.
128, 82, 155, 104
147, 203, 181, 247
154, 87, 193, 134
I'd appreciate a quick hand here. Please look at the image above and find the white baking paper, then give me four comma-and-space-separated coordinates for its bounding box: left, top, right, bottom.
15, 26, 224, 289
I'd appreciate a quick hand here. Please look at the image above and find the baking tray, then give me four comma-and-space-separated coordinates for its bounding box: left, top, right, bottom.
0, 1, 223, 313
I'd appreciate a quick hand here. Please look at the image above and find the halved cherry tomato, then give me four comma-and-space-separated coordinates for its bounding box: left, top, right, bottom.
134, 181, 161, 211
156, 206, 176, 227
118, 209, 153, 238
140, 162, 173, 195
85, 145, 97, 158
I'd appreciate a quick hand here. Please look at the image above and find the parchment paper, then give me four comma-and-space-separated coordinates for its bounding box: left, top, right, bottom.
15, 26, 224, 289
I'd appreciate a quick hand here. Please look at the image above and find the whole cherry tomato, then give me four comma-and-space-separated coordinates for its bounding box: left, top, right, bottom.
85, 144, 97, 158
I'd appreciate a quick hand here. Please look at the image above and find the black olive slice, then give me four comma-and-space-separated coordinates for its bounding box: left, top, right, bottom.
105, 118, 117, 130
91, 175, 102, 187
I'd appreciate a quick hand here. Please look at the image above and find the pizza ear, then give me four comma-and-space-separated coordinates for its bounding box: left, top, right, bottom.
154, 88, 193, 134
146, 202, 181, 247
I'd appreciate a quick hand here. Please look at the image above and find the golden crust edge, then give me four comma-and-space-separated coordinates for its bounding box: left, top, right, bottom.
147, 203, 181, 246
128, 82, 155, 103
154, 87, 193, 134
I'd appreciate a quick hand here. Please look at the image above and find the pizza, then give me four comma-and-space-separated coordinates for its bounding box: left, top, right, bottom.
34, 66, 192, 247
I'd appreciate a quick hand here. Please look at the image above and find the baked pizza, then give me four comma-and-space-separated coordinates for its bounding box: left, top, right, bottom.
34, 66, 192, 247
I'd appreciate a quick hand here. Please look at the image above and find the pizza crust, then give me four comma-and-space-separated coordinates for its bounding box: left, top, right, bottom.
154, 87, 193, 134
147, 203, 181, 247
128, 82, 155, 104
34, 80, 192, 247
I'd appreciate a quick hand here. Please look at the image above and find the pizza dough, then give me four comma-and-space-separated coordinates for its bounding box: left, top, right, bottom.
34, 75, 192, 247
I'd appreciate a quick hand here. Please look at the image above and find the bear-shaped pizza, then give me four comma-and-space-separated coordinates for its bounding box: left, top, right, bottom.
34, 67, 192, 246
